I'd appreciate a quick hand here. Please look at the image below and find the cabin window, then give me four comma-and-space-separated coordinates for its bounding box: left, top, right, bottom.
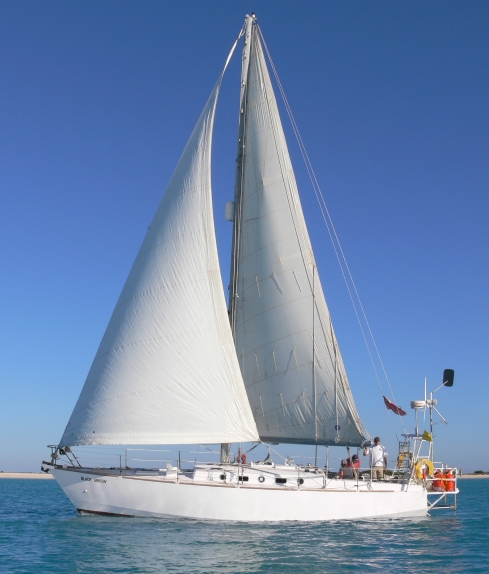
275, 478, 287, 484
219, 474, 226, 481
238, 475, 249, 482
297, 478, 304, 485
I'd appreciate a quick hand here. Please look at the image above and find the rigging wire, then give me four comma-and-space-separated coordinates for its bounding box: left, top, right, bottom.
257, 24, 407, 438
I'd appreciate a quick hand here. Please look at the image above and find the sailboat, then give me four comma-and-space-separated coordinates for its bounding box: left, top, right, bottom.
45, 14, 457, 521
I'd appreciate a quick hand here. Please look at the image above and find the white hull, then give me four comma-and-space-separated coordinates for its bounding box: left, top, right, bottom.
52, 467, 428, 522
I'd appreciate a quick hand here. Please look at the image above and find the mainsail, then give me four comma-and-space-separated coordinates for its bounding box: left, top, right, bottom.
59, 40, 259, 447
233, 24, 368, 446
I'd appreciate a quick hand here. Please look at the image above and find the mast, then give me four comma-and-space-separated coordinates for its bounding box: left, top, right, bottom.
229, 13, 255, 339
221, 14, 255, 464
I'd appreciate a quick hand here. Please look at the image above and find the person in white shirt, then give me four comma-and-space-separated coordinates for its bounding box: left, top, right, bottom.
368, 437, 388, 480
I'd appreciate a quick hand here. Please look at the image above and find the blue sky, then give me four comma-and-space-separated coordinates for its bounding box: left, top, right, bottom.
1, 1, 488, 473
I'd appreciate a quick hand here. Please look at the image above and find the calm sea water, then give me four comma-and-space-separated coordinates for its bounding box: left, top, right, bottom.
1, 478, 488, 573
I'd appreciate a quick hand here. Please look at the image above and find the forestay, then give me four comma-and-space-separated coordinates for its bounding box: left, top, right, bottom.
59, 39, 259, 447
234, 27, 368, 446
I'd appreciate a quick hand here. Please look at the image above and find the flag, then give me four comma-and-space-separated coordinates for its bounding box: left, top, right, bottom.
383, 396, 407, 416
422, 430, 433, 442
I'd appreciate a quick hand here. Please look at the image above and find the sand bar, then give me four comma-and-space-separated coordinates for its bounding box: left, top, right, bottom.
0, 472, 54, 479
458, 474, 489, 479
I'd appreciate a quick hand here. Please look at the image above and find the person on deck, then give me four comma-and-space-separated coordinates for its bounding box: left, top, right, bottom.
339, 455, 360, 479
338, 459, 351, 479
349, 454, 360, 478
369, 437, 388, 480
